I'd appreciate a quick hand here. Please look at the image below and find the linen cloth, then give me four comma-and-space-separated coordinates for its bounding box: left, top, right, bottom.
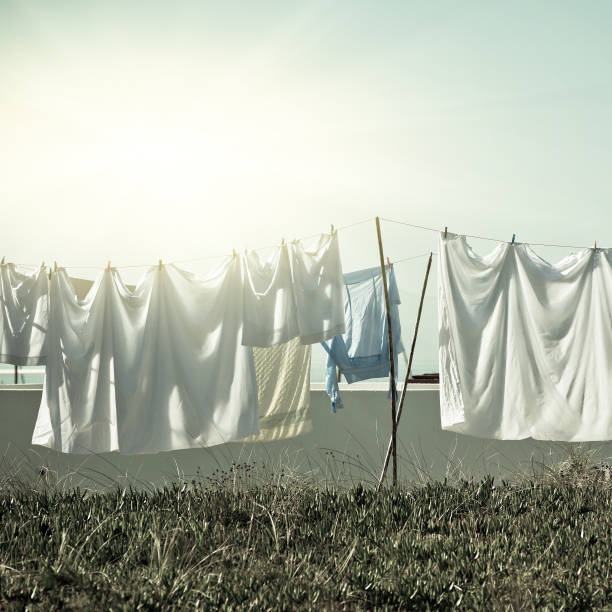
241, 231, 345, 347
438, 232, 612, 441
241, 244, 300, 347
321, 265, 403, 412
290, 232, 346, 344
245, 337, 312, 441
32, 259, 260, 454
0, 262, 48, 365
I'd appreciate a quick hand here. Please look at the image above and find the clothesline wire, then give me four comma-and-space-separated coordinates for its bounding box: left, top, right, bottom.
9, 213, 598, 271
392, 252, 437, 265
380, 217, 598, 250
10, 217, 377, 271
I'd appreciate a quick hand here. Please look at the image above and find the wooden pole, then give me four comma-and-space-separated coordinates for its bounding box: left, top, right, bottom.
375, 217, 398, 486
377, 251, 433, 491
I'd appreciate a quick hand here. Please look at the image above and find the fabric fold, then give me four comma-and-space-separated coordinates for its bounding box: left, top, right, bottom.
438, 232, 612, 441
0, 262, 48, 365
290, 231, 346, 344
32, 258, 260, 454
321, 265, 403, 412
241, 231, 345, 347
241, 244, 299, 347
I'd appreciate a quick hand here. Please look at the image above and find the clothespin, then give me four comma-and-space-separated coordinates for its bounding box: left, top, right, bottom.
53, 261, 57, 272
106, 260, 111, 271
511, 234, 516, 245
444, 227, 448, 239
594, 240, 597, 250
40, 261, 45, 269
232, 249, 237, 258
158, 259, 163, 270
386, 256, 391, 269
330, 224, 334, 234
281, 238, 285, 246
0, 256, 5, 265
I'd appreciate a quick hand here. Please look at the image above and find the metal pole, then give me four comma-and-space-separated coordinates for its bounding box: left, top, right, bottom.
375, 217, 398, 486
377, 251, 433, 491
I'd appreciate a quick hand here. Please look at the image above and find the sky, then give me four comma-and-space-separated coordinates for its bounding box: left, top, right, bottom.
2, 0, 612, 377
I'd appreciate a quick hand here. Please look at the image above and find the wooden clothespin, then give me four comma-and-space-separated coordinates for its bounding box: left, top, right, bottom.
106, 260, 111, 271
281, 238, 285, 246
444, 227, 448, 239
53, 261, 57, 272
511, 234, 516, 245
330, 224, 335, 234
0, 256, 5, 265
232, 249, 237, 258
386, 256, 391, 269
158, 259, 163, 270
594, 240, 597, 250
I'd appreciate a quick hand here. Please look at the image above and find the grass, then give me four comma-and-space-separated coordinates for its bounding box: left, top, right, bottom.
0, 451, 611, 610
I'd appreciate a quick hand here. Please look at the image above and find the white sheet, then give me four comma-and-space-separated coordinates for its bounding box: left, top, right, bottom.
241, 244, 300, 347
0, 263, 48, 365
438, 232, 612, 441
241, 231, 345, 347
290, 231, 345, 344
32, 259, 260, 454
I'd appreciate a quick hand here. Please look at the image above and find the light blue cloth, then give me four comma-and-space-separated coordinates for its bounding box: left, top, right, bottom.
321, 265, 403, 412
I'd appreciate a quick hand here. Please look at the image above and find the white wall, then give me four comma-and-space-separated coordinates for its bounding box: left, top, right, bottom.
1, 385, 610, 489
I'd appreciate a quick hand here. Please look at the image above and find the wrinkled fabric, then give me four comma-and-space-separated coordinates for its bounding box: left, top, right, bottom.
0, 263, 48, 365
32, 259, 260, 454
290, 232, 346, 344
438, 232, 612, 441
245, 337, 312, 441
241, 244, 299, 347
322, 265, 403, 412
241, 231, 345, 347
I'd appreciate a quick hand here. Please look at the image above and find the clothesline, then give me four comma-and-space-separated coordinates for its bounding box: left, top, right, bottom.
8, 213, 600, 272
380, 217, 598, 250
10, 217, 377, 271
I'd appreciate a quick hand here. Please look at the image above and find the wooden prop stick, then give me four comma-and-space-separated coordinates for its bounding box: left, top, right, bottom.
377, 251, 433, 491
375, 216, 398, 486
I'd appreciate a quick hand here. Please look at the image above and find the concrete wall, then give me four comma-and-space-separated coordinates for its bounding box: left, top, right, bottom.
1, 384, 611, 489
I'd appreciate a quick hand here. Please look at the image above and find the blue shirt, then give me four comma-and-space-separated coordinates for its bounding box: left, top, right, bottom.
321, 265, 403, 412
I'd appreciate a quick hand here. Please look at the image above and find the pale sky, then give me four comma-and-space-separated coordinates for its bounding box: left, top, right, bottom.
2, 0, 612, 376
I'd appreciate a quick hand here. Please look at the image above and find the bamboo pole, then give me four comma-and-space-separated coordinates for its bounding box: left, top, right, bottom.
377, 251, 433, 491
375, 217, 398, 486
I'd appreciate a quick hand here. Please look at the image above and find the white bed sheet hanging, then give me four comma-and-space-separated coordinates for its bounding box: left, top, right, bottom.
290, 231, 345, 344
241, 244, 300, 347
0, 262, 48, 365
241, 231, 345, 347
438, 232, 612, 441
32, 259, 260, 454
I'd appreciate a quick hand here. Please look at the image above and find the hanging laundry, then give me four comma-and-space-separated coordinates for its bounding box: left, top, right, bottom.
321, 265, 403, 412
241, 243, 300, 347
65, 275, 311, 443
0, 262, 48, 365
290, 232, 346, 344
31, 259, 260, 454
438, 232, 612, 441
241, 231, 345, 347
244, 337, 312, 442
